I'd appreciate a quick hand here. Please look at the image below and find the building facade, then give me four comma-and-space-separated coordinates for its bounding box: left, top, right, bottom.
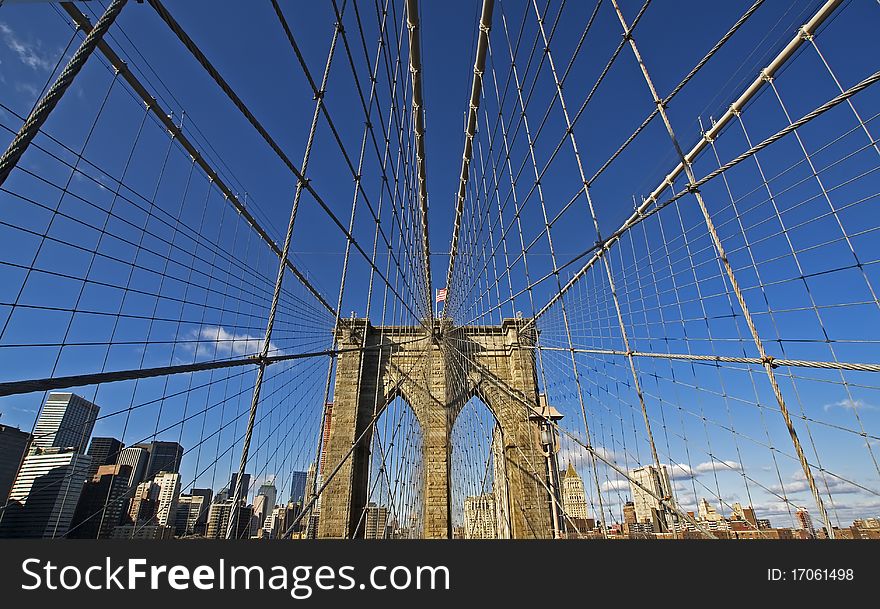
629, 465, 672, 531
463, 494, 497, 539
0, 448, 92, 538
0, 424, 31, 504
32, 393, 99, 454
561, 462, 589, 520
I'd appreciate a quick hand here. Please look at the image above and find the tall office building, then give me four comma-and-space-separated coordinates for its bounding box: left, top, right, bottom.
698, 497, 723, 522
364, 502, 389, 539
796, 507, 815, 537
85, 437, 123, 479
0, 424, 31, 504
174, 489, 211, 537
69, 463, 133, 539
32, 393, 99, 454
127, 479, 159, 523
154, 471, 181, 527
0, 447, 92, 538
289, 470, 307, 505
134, 441, 183, 481
629, 464, 672, 531
228, 472, 251, 504
254, 481, 277, 528
561, 462, 589, 520
265, 504, 298, 539
463, 494, 497, 539
206, 500, 252, 539
117, 446, 148, 487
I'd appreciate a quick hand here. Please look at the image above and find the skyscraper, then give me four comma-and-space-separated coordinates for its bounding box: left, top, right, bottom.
206, 500, 251, 539
134, 441, 183, 481
127, 479, 159, 524
698, 498, 723, 522
174, 489, 211, 537
154, 471, 181, 527
463, 494, 497, 539
629, 465, 672, 532
364, 502, 389, 539
254, 480, 277, 529
228, 472, 251, 504
0, 424, 31, 504
85, 437, 123, 479
0, 447, 92, 538
289, 470, 307, 505
69, 463, 133, 539
117, 446, 148, 487
561, 462, 589, 520
796, 507, 815, 537
32, 393, 99, 454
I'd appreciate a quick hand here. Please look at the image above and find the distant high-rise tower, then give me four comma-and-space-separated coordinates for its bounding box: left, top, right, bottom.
134, 441, 183, 481
561, 462, 589, 520
32, 393, 99, 454
254, 480, 277, 527
0, 447, 92, 538
364, 502, 389, 539
85, 437, 123, 479
206, 500, 251, 539
795, 507, 815, 537
629, 465, 672, 532
289, 470, 307, 505
154, 471, 181, 527
127, 479, 159, 524
228, 472, 251, 504
0, 424, 31, 505
174, 488, 211, 536
463, 494, 497, 539
69, 463, 133, 539
117, 446, 149, 487
698, 497, 723, 522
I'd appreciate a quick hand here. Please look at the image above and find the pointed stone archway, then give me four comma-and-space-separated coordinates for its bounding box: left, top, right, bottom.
318, 318, 552, 539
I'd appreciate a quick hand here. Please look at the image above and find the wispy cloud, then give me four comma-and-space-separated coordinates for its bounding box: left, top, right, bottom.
664, 460, 742, 481
0, 22, 54, 71
770, 470, 866, 496
14, 81, 39, 98
600, 479, 629, 493
182, 325, 278, 359
823, 398, 876, 413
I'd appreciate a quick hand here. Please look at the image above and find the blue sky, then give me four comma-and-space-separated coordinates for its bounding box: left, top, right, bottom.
0, 0, 879, 530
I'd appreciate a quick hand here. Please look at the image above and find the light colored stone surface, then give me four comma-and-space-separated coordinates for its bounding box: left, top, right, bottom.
318, 319, 552, 539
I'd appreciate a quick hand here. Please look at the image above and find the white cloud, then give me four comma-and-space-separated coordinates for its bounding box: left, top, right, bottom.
14, 81, 38, 98
661, 460, 743, 480
600, 479, 629, 493
0, 22, 54, 71
769, 470, 867, 496
182, 325, 278, 359
823, 398, 876, 413
694, 460, 743, 474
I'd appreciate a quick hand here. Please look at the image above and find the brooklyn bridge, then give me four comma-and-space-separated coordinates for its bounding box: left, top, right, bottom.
0, 0, 878, 540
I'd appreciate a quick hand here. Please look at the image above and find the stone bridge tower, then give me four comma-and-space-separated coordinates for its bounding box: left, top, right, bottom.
317, 318, 553, 539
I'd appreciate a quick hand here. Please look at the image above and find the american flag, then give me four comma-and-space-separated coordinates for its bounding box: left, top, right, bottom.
435, 288, 448, 303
